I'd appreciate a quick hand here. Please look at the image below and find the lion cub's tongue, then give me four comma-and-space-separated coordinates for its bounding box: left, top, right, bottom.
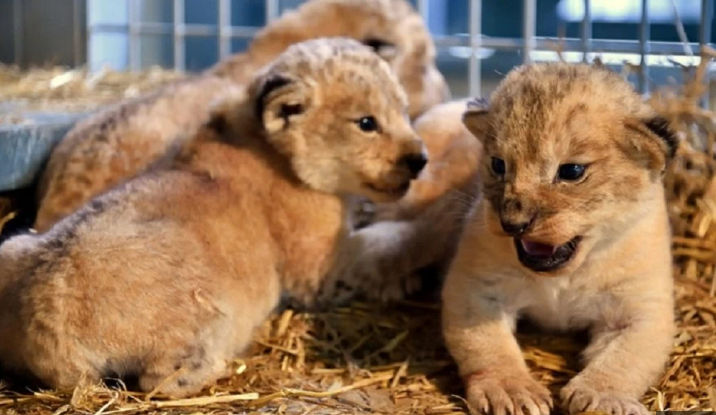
520, 239, 557, 256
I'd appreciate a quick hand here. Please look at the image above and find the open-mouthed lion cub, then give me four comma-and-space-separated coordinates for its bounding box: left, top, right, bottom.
0, 38, 434, 396
33, 0, 449, 232
442, 63, 676, 415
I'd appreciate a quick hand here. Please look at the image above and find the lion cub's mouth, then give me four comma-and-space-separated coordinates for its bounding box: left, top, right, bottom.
513, 236, 582, 273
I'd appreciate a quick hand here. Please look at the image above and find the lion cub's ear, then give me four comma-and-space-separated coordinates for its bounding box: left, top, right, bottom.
624, 115, 679, 172
643, 116, 679, 161
203, 91, 247, 137
254, 74, 310, 136
462, 97, 490, 143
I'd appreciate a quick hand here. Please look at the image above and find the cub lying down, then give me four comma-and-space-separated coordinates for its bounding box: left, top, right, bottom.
442, 63, 676, 415
0, 38, 439, 396
34, 0, 449, 232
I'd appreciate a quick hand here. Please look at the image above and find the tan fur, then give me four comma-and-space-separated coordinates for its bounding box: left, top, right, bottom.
0, 38, 441, 396
376, 98, 482, 221
359, 99, 482, 282
33, 0, 449, 233
442, 63, 676, 415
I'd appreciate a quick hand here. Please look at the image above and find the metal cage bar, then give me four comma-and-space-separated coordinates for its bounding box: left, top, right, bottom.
468, 0, 481, 97
266, 0, 279, 23
173, 0, 186, 71
701, 0, 713, 49
90, 22, 713, 56
72, 0, 83, 66
522, 0, 536, 64
638, 0, 650, 94
417, 0, 428, 19
431, 36, 709, 55
12, 0, 23, 66
89, 22, 257, 38
581, 0, 591, 63
127, 0, 141, 71
218, 0, 232, 60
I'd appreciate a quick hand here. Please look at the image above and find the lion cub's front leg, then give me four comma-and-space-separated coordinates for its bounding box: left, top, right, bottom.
442, 268, 552, 415
324, 193, 462, 305
560, 301, 674, 415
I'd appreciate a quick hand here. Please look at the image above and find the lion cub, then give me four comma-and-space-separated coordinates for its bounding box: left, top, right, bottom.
0, 38, 430, 396
34, 0, 448, 232
442, 63, 676, 415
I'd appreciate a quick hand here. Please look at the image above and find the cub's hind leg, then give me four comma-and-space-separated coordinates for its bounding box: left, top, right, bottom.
139, 288, 278, 397
139, 346, 230, 398
138, 318, 239, 398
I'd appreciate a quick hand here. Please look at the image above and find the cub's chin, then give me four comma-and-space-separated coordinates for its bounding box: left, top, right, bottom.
513, 236, 584, 275
334, 182, 410, 204
320, 173, 412, 203
362, 181, 411, 203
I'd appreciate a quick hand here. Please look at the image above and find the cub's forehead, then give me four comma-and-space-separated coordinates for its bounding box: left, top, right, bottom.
277, 37, 385, 69
271, 37, 408, 108
275, 38, 395, 77
489, 62, 648, 129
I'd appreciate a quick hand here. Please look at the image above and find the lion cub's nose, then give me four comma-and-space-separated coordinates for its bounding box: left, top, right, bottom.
501, 220, 533, 236
401, 153, 428, 178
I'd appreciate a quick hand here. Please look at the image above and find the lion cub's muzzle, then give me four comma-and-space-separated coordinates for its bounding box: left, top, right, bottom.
499, 203, 581, 274
363, 145, 427, 202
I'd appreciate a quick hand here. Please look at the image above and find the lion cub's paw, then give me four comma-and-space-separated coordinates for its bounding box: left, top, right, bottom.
353, 199, 377, 230
560, 380, 649, 415
378, 271, 424, 303
344, 195, 377, 230
465, 372, 553, 415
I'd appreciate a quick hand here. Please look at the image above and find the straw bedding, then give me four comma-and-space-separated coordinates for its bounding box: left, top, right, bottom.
0, 64, 185, 123
0, 52, 715, 414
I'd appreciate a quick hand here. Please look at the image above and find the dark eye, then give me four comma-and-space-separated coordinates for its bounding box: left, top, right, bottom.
557, 164, 586, 181
362, 38, 391, 52
357, 116, 379, 132
491, 157, 506, 175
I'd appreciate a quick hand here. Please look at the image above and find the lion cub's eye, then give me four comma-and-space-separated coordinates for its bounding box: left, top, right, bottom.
357, 116, 379, 132
557, 164, 586, 181
491, 157, 506, 175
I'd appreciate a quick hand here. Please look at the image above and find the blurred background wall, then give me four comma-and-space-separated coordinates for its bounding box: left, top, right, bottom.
0, 0, 714, 101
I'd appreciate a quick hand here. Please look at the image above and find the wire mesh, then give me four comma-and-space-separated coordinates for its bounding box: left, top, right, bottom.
60, 0, 716, 107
